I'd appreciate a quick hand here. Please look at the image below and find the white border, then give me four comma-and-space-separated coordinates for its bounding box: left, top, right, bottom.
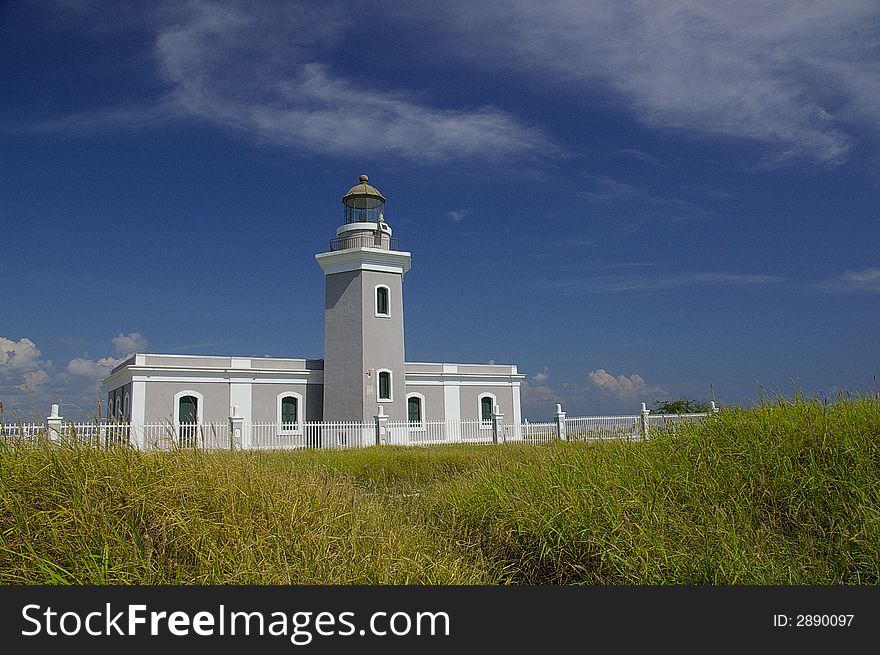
375, 284, 391, 318
315, 248, 412, 276
377, 368, 393, 402
478, 393, 496, 425
174, 389, 204, 425
405, 392, 426, 428
230, 381, 253, 426
276, 391, 304, 434
132, 380, 146, 427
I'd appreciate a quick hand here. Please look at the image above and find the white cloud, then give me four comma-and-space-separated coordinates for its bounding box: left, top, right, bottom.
576, 175, 705, 221
843, 268, 880, 286
589, 368, 654, 401
23, 104, 175, 134
521, 366, 668, 416
447, 210, 469, 222
66, 357, 123, 379
35, 1, 553, 163
531, 369, 550, 385
432, 0, 880, 164
542, 270, 787, 294
0, 334, 141, 419
0, 337, 44, 372
195, 60, 551, 162
578, 175, 645, 202
521, 367, 563, 408
1, 336, 56, 415
815, 267, 880, 293
21, 1, 880, 165
20, 369, 50, 391
112, 332, 148, 356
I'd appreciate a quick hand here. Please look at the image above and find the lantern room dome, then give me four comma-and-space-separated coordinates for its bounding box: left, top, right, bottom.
341, 174, 386, 224
343, 174, 386, 203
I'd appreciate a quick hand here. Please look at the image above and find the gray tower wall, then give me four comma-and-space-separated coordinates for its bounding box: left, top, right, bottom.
360, 269, 407, 421
322, 267, 407, 422
323, 270, 366, 421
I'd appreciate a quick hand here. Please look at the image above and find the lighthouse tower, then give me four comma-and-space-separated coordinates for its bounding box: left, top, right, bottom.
315, 175, 412, 422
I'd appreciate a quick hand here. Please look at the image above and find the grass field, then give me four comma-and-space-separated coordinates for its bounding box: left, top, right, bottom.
1, 396, 878, 584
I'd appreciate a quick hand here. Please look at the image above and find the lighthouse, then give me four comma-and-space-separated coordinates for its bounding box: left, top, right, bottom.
315, 175, 412, 422
104, 172, 524, 440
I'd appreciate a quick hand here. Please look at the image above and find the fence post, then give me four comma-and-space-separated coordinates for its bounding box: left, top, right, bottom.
46, 404, 63, 443
555, 403, 567, 441
229, 405, 246, 450
639, 402, 650, 440
492, 404, 504, 444
375, 405, 388, 446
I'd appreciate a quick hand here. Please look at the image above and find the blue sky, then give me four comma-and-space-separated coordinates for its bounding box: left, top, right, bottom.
1, 0, 878, 421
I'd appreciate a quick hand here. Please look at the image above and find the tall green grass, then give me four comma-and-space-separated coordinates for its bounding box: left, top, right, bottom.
1, 397, 877, 584
433, 396, 880, 584
0, 446, 488, 584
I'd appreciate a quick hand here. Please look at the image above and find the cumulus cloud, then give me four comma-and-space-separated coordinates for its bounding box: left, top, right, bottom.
0, 336, 56, 414
589, 368, 658, 401
20, 369, 50, 391
1, 333, 146, 419
532, 369, 550, 385
522, 366, 664, 416
521, 367, 562, 405
0, 337, 54, 392
112, 332, 148, 356
0, 337, 44, 372
66, 357, 124, 379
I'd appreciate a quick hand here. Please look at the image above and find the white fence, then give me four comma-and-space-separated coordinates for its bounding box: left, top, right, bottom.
386, 419, 497, 445
250, 421, 374, 450
0, 402, 718, 451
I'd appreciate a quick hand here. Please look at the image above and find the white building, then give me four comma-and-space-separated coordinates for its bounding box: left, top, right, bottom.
103, 175, 524, 439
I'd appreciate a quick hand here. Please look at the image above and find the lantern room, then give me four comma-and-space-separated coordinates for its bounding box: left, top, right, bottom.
342, 174, 386, 224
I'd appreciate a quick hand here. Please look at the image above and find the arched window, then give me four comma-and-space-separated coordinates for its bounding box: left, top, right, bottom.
177, 395, 199, 448
115, 396, 122, 419
480, 395, 494, 424
378, 370, 392, 401
375, 285, 390, 317
174, 390, 203, 448
407, 396, 422, 424
178, 395, 198, 423
281, 396, 297, 426
123, 393, 130, 421
277, 391, 304, 433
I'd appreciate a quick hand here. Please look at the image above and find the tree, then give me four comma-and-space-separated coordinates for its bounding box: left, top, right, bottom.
653, 397, 712, 414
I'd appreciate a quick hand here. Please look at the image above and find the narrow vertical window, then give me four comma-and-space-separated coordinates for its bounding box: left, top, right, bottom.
277, 392, 304, 433
378, 370, 391, 401
178, 395, 198, 447
408, 396, 422, 423
281, 396, 298, 428
376, 286, 389, 316
480, 396, 493, 423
